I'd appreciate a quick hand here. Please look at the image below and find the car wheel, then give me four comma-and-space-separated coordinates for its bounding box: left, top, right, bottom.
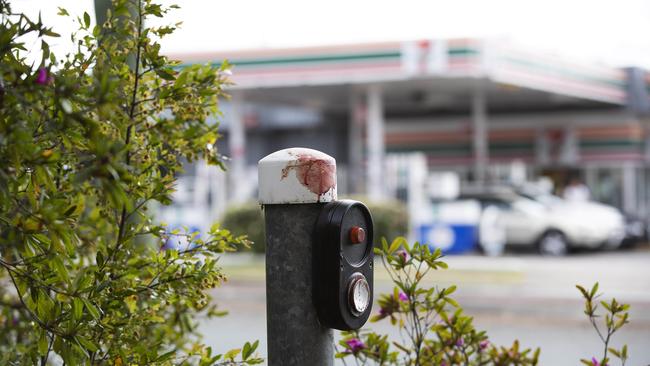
538, 230, 569, 256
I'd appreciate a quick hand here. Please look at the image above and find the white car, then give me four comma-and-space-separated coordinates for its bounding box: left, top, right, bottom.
461, 191, 626, 256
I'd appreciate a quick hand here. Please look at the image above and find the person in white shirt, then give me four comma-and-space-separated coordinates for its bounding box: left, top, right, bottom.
563, 178, 590, 202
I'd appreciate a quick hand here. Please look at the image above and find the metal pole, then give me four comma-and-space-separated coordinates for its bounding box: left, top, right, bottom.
264, 204, 332, 365
94, 0, 137, 69
258, 148, 337, 366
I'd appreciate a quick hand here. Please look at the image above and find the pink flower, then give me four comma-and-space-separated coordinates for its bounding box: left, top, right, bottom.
591, 357, 607, 366
397, 249, 409, 262
479, 340, 489, 352
398, 292, 409, 302
345, 338, 365, 353
35, 68, 50, 85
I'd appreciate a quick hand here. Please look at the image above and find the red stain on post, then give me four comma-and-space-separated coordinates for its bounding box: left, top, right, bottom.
281, 153, 336, 199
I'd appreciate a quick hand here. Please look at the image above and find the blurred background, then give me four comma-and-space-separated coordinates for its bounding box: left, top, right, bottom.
17, 0, 650, 364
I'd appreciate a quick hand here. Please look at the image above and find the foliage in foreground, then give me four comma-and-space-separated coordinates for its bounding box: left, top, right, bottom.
0, 0, 260, 364
577, 283, 630, 366
338, 238, 633, 366
337, 238, 541, 366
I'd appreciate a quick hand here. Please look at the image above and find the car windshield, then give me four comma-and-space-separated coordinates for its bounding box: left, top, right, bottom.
517, 191, 563, 207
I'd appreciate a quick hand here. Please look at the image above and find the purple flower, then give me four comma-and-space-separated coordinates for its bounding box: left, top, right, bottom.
479, 340, 489, 352
591, 357, 607, 366
378, 307, 387, 316
35, 68, 50, 85
397, 249, 410, 262
345, 338, 365, 353
398, 292, 409, 302
455, 338, 464, 347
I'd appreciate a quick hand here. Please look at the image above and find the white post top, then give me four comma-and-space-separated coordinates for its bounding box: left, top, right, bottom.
258, 147, 337, 204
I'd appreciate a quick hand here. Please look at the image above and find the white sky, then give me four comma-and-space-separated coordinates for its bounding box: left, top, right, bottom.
13, 0, 650, 68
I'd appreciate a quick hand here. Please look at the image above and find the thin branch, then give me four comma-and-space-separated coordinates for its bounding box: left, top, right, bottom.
5, 268, 63, 337
0, 259, 74, 297
104, 0, 143, 269
589, 316, 606, 343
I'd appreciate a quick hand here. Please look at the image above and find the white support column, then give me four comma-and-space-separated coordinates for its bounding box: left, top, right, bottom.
472, 85, 488, 183
622, 162, 636, 214
644, 121, 650, 162
535, 128, 550, 166
366, 85, 385, 200
229, 90, 247, 203
348, 87, 364, 194
560, 126, 578, 165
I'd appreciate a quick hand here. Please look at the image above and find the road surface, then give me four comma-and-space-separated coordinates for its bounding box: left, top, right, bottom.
199, 248, 650, 365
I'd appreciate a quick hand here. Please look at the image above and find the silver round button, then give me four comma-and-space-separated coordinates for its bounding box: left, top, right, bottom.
348, 273, 370, 316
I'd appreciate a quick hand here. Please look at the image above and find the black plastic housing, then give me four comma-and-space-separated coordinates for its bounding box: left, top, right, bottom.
313, 199, 374, 330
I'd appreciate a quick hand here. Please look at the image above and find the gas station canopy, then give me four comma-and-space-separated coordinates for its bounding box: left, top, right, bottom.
174, 38, 627, 113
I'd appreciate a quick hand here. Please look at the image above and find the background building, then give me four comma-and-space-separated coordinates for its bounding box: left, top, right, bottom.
160, 38, 650, 234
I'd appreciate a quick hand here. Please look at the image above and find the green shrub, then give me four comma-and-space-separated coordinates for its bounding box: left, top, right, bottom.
220, 198, 406, 254
0, 1, 261, 364
222, 202, 265, 254
339, 237, 632, 366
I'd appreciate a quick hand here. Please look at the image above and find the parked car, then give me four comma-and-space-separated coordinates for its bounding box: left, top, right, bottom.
459, 189, 626, 256
619, 213, 649, 248
517, 189, 639, 248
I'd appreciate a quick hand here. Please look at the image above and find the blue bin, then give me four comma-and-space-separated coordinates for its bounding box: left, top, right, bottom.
418, 223, 477, 254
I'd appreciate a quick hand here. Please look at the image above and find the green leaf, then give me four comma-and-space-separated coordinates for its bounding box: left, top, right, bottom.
244, 340, 259, 360
443, 285, 457, 296
51, 256, 69, 283
576, 284, 589, 299
590, 282, 599, 298
72, 298, 83, 321
64, 204, 77, 216
38, 332, 49, 355
124, 295, 137, 313
81, 299, 100, 319
83, 12, 91, 28
224, 348, 241, 360
387, 237, 405, 254
42, 29, 60, 37
76, 336, 98, 352
155, 350, 176, 362
156, 68, 176, 81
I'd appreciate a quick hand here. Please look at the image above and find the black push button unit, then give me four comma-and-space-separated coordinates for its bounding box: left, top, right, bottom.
313, 200, 374, 330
